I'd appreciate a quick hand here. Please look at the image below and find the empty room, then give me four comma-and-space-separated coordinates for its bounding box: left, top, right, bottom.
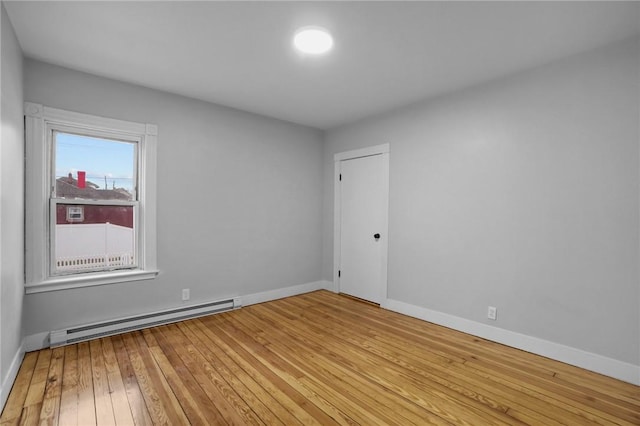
1, 1, 639, 424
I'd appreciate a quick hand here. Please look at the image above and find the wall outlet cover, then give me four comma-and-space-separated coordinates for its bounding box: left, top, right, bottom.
488, 306, 497, 320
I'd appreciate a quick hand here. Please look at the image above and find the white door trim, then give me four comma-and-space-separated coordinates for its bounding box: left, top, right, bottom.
334, 143, 390, 304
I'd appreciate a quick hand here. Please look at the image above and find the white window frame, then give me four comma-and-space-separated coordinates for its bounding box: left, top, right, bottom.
49, 125, 140, 276
25, 103, 158, 293
65, 205, 84, 223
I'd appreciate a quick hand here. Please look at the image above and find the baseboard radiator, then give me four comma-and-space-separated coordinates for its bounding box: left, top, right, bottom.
49, 297, 242, 347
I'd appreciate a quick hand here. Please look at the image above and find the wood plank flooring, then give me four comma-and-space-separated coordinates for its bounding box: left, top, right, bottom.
1, 290, 639, 425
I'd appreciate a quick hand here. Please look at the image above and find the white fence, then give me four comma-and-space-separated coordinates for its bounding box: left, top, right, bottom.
55, 223, 135, 272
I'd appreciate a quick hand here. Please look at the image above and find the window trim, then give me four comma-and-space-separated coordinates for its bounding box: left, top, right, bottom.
25, 103, 158, 293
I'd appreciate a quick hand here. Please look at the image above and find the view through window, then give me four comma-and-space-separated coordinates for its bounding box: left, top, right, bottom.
52, 131, 138, 274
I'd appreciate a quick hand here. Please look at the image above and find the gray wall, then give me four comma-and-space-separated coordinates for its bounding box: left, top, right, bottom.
10, 16, 640, 376
323, 36, 640, 365
23, 60, 324, 336
1, 1, 24, 391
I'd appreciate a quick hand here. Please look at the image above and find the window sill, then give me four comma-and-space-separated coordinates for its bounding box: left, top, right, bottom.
25, 269, 159, 294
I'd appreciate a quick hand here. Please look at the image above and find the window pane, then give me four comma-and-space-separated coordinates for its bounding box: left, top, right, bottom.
54, 132, 136, 201
54, 204, 136, 274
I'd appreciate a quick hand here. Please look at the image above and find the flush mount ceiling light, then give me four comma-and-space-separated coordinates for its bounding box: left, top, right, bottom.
293, 26, 334, 55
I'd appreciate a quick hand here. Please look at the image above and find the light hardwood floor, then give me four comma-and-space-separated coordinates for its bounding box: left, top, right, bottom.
1, 290, 639, 425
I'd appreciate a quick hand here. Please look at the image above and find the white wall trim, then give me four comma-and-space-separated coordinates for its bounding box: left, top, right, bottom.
0, 343, 25, 413
384, 298, 640, 385
25, 269, 159, 294
334, 143, 390, 162
242, 280, 332, 307
333, 143, 390, 300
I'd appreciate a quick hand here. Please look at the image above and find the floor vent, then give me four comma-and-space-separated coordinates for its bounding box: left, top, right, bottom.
50, 297, 242, 347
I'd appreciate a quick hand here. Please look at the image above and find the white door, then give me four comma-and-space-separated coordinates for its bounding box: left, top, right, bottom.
339, 154, 386, 303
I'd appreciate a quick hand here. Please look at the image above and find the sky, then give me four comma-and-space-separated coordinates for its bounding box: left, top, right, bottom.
55, 132, 136, 191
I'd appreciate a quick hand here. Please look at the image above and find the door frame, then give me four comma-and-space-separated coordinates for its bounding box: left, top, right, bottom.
334, 143, 390, 305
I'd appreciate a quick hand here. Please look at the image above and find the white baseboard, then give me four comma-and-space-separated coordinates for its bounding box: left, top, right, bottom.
383, 298, 640, 385
19, 283, 638, 386
242, 280, 332, 307
0, 343, 25, 413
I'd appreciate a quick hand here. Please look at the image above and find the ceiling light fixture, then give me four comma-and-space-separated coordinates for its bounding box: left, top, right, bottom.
293, 26, 334, 55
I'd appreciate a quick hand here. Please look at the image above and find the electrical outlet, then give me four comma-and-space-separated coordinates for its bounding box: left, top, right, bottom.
182, 288, 190, 301
487, 306, 497, 320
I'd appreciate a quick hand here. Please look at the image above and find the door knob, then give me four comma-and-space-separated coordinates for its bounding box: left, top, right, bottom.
374, 233, 380, 239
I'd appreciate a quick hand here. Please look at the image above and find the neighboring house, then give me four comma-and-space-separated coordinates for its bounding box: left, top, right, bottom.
55, 173, 133, 228
56, 172, 132, 202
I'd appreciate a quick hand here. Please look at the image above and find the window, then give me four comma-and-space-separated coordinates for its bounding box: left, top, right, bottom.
52, 131, 137, 275
65, 205, 84, 222
25, 103, 158, 293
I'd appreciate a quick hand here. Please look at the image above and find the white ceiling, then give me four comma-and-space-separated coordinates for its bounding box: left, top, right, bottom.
5, 1, 640, 130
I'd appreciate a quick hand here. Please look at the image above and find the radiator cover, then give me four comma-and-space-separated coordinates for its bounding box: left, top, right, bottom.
49, 297, 242, 347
